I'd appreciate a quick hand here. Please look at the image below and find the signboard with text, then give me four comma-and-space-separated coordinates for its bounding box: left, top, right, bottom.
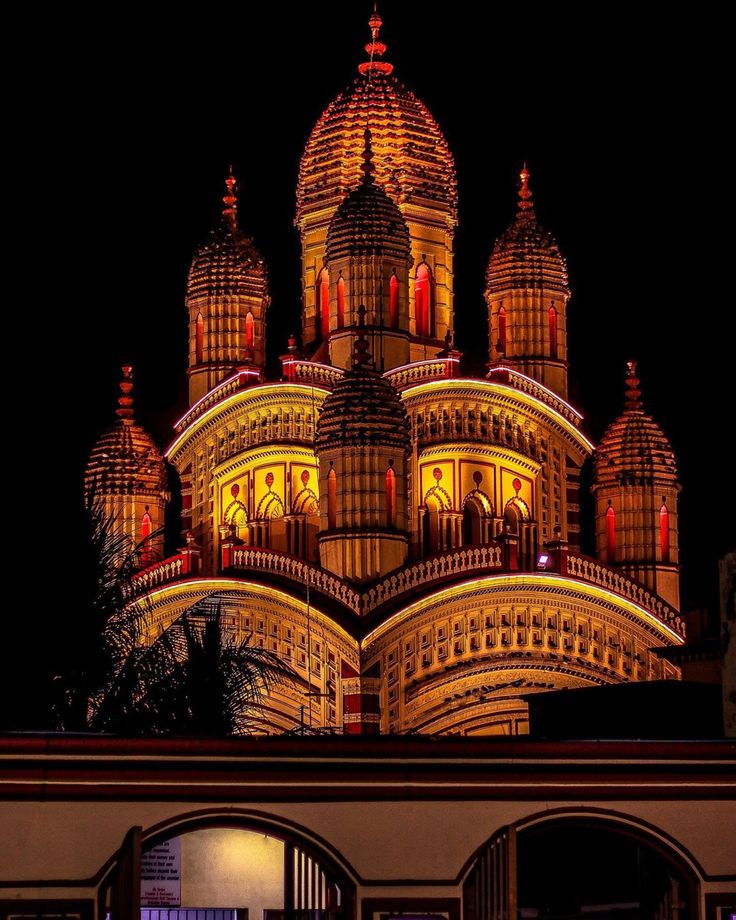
141, 837, 181, 907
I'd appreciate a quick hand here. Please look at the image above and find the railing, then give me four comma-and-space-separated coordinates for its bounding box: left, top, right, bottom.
228, 544, 503, 615
230, 547, 362, 612
281, 359, 344, 388
488, 367, 582, 425
361, 544, 502, 612
384, 358, 458, 391
175, 369, 262, 433
130, 552, 192, 596
566, 553, 685, 637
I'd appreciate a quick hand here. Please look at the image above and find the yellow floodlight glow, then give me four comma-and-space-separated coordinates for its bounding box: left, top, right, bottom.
402, 378, 595, 453
142, 577, 356, 646
362, 573, 683, 646
166, 383, 330, 460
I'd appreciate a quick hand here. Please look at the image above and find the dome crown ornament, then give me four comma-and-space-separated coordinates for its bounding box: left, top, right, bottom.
486, 163, 569, 297
358, 4, 393, 76
594, 361, 679, 488
85, 366, 167, 500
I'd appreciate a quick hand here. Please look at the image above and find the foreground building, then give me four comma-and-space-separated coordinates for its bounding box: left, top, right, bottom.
82, 10, 686, 737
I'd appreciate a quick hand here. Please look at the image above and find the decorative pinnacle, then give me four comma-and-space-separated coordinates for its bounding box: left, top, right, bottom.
222, 166, 238, 230
624, 360, 643, 411
361, 128, 375, 184
358, 4, 393, 76
518, 162, 535, 217
353, 304, 372, 367
116, 365, 135, 424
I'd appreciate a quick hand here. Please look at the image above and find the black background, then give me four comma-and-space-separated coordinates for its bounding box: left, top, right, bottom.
7, 2, 732, 727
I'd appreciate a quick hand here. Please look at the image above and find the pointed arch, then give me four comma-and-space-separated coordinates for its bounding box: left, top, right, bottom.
389, 271, 399, 329
245, 311, 255, 350
337, 275, 345, 329
462, 489, 494, 546
385, 466, 396, 527
548, 306, 558, 359
140, 509, 153, 565
606, 503, 616, 563
422, 494, 442, 555
195, 312, 204, 364
415, 262, 433, 338
660, 500, 670, 563
327, 467, 337, 529
318, 268, 330, 340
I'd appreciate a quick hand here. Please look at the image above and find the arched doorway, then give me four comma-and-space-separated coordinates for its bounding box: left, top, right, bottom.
463, 813, 700, 920
100, 811, 356, 920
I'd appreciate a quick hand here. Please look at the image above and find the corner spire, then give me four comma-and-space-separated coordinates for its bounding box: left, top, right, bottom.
358, 4, 393, 76
116, 365, 135, 424
517, 162, 536, 219
222, 166, 238, 230
624, 360, 643, 411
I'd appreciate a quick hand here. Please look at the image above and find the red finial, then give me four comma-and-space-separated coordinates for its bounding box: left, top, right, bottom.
353, 304, 372, 367
361, 128, 375, 184
358, 4, 393, 76
624, 360, 643, 411
222, 166, 238, 230
116, 365, 135, 424
518, 162, 535, 217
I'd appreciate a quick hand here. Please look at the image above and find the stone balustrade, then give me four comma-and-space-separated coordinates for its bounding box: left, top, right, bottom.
130, 553, 189, 596
384, 358, 457, 391
175, 369, 262, 433
566, 553, 685, 637
488, 367, 582, 425
228, 544, 503, 615
281, 360, 344, 388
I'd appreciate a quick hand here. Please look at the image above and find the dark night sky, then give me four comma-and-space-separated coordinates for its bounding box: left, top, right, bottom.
9, 2, 732, 724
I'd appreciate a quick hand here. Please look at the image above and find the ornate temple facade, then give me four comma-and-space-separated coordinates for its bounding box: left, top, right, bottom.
84, 11, 685, 737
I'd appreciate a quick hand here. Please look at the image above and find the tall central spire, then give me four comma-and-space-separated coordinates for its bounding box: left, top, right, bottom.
358, 5, 393, 76
517, 163, 536, 219
222, 166, 238, 230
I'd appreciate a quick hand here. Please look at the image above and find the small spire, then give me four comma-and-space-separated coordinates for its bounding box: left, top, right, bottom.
361, 128, 375, 184
624, 360, 643, 411
358, 4, 393, 76
116, 365, 135, 424
517, 162, 536, 218
222, 166, 238, 230
353, 304, 372, 367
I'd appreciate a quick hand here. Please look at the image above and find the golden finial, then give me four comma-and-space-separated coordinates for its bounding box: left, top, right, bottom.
222, 166, 238, 230
624, 360, 643, 411
359, 3, 393, 76
518, 162, 535, 216
116, 365, 135, 424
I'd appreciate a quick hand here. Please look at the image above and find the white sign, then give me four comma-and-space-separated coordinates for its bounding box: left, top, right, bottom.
141, 837, 181, 907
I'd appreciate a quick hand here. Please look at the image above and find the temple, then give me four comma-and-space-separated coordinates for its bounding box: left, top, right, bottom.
84, 9, 686, 738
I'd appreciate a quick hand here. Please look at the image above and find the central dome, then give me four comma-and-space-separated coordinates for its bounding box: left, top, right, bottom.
296, 13, 456, 228
316, 319, 411, 452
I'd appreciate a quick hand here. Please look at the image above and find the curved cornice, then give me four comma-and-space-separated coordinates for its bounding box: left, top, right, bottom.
166, 384, 329, 465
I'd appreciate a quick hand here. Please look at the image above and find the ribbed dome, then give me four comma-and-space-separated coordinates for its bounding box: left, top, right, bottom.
594, 362, 678, 488
296, 13, 456, 227
326, 130, 411, 263
316, 326, 410, 452
486, 167, 569, 298
187, 224, 266, 303
84, 368, 167, 500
